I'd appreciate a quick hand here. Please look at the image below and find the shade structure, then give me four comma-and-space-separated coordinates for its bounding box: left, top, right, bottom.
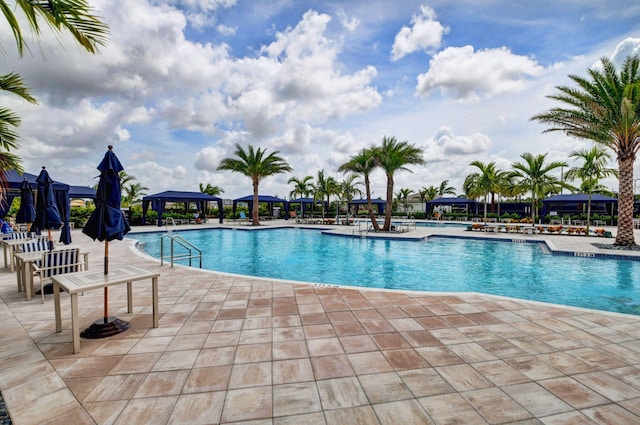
81, 146, 131, 339
141, 191, 224, 226
34, 167, 62, 248
16, 179, 36, 226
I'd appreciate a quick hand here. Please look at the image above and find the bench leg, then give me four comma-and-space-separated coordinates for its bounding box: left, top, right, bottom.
54, 283, 62, 333
127, 281, 133, 314
71, 293, 80, 354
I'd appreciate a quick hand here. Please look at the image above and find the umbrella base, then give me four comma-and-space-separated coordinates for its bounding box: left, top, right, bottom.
80, 317, 130, 339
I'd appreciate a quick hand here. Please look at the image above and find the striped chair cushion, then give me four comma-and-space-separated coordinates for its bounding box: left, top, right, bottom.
40, 248, 81, 278
18, 238, 50, 253
10, 232, 33, 240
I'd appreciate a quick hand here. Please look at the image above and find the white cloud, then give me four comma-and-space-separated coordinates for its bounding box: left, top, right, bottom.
433, 127, 492, 155
336, 9, 360, 32
391, 5, 449, 61
416, 45, 545, 100
609, 37, 640, 67
216, 24, 237, 36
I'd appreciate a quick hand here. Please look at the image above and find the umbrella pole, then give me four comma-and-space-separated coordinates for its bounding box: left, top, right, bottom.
104, 241, 109, 320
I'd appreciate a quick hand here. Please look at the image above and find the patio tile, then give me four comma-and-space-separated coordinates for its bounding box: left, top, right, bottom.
573, 371, 640, 402
359, 372, 413, 403
221, 387, 272, 423
348, 351, 394, 374
472, 360, 530, 386
273, 382, 322, 417
228, 361, 272, 389
273, 358, 315, 384
373, 399, 434, 425
194, 346, 236, 367
273, 340, 309, 360
234, 342, 272, 363
316, 377, 368, 409
323, 406, 380, 425
133, 370, 189, 398
581, 403, 640, 425
419, 393, 487, 424
539, 377, 609, 409
504, 382, 572, 417
307, 337, 344, 357
397, 368, 454, 397
167, 391, 225, 425
113, 396, 177, 425
382, 348, 430, 370
338, 334, 378, 353
435, 364, 493, 392
310, 354, 355, 380
464, 387, 533, 423
182, 365, 232, 393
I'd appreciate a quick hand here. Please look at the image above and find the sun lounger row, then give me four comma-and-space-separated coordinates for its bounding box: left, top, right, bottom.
467, 223, 612, 237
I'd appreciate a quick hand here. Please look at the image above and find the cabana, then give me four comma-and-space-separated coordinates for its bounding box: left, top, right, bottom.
142, 191, 224, 226
2, 169, 72, 244
347, 198, 386, 215
288, 197, 328, 218
232, 195, 289, 219
425, 197, 478, 217
542, 194, 617, 217
69, 186, 96, 199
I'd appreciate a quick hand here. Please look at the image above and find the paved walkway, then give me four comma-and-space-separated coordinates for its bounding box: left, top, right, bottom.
1, 222, 639, 424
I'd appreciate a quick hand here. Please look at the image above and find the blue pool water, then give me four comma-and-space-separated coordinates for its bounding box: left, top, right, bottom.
130, 228, 640, 316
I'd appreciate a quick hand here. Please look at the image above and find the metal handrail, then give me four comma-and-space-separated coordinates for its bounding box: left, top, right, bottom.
160, 233, 202, 268
165, 217, 178, 233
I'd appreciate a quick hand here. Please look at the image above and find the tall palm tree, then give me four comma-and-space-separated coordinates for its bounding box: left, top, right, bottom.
199, 182, 224, 196
465, 161, 508, 220
564, 146, 617, 233
511, 153, 567, 225
374, 136, 425, 231
395, 188, 412, 213
531, 55, 640, 246
314, 170, 337, 220
217, 144, 292, 225
1, 1, 109, 195
339, 148, 381, 231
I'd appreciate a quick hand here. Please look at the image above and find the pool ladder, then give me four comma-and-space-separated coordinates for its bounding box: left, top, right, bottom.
160, 232, 202, 268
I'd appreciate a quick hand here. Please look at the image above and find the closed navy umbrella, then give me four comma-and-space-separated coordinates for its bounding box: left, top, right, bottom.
16, 178, 36, 230
81, 146, 131, 338
34, 167, 62, 249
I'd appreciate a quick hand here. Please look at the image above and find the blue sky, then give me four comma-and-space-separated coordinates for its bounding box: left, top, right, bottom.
3, 0, 640, 199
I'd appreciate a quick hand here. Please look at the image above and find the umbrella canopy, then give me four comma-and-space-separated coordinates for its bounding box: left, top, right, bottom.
83, 146, 131, 243
16, 178, 36, 224
34, 167, 62, 235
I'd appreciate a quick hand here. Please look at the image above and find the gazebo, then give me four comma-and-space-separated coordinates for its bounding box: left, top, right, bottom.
2, 169, 72, 244
232, 195, 289, 219
288, 197, 327, 218
542, 194, 617, 217
347, 198, 386, 215
425, 197, 478, 217
142, 191, 224, 226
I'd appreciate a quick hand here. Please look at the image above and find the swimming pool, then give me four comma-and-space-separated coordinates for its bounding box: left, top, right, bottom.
130, 228, 640, 316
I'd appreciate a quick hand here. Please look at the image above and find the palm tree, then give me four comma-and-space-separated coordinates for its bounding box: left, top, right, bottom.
510, 153, 567, 225
199, 183, 224, 196
1, 1, 109, 194
374, 136, 425, 231
217, 144, 292, 225
437, 180, 457, 197
337, 173, 362, 216
314, 170, 337, 220
339, 148, 381, 231
564, 146, 617, 233
419, 186, 439, 218
465, 161, 508, 220
123, 182, 149, 207
531, 55, 640, 246
288, 175, 314, 199
395, 188, 412, 213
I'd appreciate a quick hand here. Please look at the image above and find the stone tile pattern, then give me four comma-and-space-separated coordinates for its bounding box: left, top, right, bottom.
0, 231, 639, 425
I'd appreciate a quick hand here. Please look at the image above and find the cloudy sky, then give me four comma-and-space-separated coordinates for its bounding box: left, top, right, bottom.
3, 0, 640, 199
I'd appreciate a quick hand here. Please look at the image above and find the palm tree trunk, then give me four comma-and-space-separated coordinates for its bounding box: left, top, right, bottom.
252, 178, 260, 226
365, 175, 380, 231
383, 174, 393, 231
615, 155, 635, 246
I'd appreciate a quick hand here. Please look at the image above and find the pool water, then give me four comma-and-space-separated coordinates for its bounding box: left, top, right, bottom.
130, 228, 640, 316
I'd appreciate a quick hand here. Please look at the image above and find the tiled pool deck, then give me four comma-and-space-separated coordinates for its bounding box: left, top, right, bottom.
1, 222, 639, 424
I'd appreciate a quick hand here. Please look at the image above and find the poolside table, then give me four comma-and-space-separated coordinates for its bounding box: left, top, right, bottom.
52, 265, 160, 354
